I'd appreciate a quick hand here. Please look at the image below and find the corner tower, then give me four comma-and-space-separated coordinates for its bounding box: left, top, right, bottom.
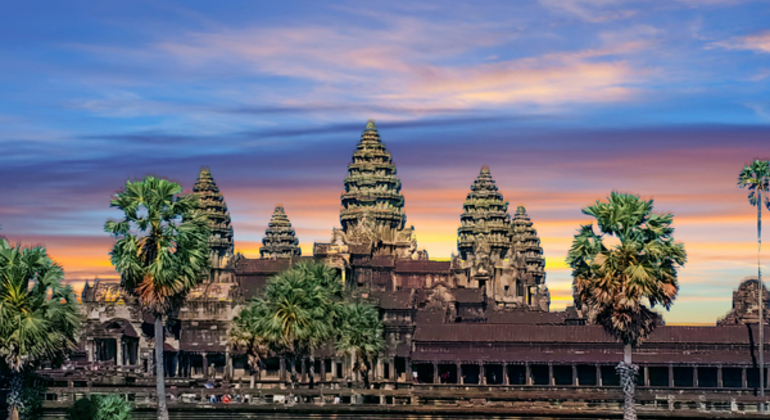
457, 165, 512, 262
340, 120, 406, 233
193, 167, 234, 282
510, 205, 546, 294
260, 204, 301, 259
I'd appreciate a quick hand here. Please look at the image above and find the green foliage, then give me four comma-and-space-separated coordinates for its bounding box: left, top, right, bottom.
738, 159, 770, 209
335, 301, 384, 386
566, 192, 687, 347
104, 175, 210, 315
230, 261, 344, 379
67, 395, 132, 420
0, 238, 80, 372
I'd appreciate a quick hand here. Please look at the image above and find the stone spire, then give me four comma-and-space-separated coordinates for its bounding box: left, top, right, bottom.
260, 204, 301, 259
510, 205, 545, 285
340, 119, 406, 233
193, 167, 234, 272
457, 165, 512, 261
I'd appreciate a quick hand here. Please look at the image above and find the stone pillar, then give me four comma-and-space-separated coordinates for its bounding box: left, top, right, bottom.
526, 364, 532, 386
406, 359, 413, 383
693, 366, 698, 388
717, 366, 723, 388
480, 362, 486, 385
330, 359, 338, 380
279, 358, 287, 382
433, 362, 439, 384
572, 365, 578, 386
320, 359, 327, 382
174, 353, 180, 378
548, 363, 554, 386
201, 353, 208, 380
87, 340, 94, 362
644, 366, 650, 387
457, 363, 463, 384
376, 359, 384, 381
301, 359, 307, 383
227, 350, 234, 380
668, 365, 674, 388
596, 365, 602, 386
504, 364, 510, 385
116, 339, 123, 367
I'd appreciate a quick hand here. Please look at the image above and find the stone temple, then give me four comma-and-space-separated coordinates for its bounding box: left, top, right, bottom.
44, 120, 770, 407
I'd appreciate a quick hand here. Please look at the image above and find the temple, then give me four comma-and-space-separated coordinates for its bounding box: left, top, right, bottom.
44, 121, 770, 414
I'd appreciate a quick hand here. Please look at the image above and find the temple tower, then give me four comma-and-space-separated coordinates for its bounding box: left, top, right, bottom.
457, 165, 512, 262
510, 205, 546, 295
260, 204, 301, 259
193, 167, 234, 282
340, 120, 406, 233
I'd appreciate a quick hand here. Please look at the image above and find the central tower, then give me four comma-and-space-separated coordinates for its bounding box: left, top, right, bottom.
340, 119, 406, 233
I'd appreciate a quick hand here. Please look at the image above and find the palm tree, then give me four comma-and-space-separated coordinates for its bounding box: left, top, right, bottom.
335, 302, 384, 388
228, 304, 270, 389
566, 192, 686, 420
738, 159, 770, 399
0, 237, 80, 420
104, 176, 209, 420
232, 261, 341, 387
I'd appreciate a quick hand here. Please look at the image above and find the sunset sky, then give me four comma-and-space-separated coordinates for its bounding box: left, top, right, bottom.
2, 0, 770, 324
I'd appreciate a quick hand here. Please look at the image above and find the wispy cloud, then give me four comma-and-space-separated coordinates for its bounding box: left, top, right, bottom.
711, 30, 770, 53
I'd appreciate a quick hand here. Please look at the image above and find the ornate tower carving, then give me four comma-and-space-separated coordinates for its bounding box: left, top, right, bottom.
457, 165, 512, 262
193, 167, 234, 282
509, 205, 548, 309
260, 204, 301, 259
340, 120, 406, 233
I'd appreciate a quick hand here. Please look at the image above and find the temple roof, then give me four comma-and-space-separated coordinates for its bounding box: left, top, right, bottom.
260, 204, 301, 259
394, 260, 451, 274
340, 119, 406, 233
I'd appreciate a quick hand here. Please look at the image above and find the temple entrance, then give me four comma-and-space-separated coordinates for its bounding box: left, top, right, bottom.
577, 365, 596, 385
484, 364, 504, 384
461, 364, 480, 384
414, 363, 434, 383
437, 364, 456, 383
648, 366, 669, 387
698, 367, 718, 387
395, 357, 406, 382
530, 364, 548, 385
507, 365, 526, 385
553, 365, 572, 385
600, 366, 619, 386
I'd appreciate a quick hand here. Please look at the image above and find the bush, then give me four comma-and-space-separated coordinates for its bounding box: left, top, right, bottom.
67, 395, 132, 420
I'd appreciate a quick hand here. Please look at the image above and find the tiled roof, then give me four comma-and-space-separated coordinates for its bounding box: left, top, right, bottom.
394, 260, 451, 274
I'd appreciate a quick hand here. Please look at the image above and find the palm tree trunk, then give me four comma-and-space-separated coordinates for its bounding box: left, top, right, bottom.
8, 371, 22, 420
618, 343, 637, 420
155, 315, 169, 420
759, 189, 765, 403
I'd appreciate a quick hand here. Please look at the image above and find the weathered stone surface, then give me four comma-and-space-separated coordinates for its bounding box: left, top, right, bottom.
259, 204, 301, 259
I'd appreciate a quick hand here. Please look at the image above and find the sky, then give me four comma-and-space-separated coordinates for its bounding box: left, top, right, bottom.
1, 0, 769, 324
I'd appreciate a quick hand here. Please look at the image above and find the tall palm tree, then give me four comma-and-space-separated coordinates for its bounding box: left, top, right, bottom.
738, 159, 770, 399
0, 237, 80, 420
566, 192, 686, 420
335, 302, 384, 388
105, 176, 209, 420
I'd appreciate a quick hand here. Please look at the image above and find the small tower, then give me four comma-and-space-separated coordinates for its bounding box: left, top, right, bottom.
510, 205, 546, 292
457, 165, 512, 262
193, 167, 234, 282
260, 204, 301, 259
340, 120, 406, 233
